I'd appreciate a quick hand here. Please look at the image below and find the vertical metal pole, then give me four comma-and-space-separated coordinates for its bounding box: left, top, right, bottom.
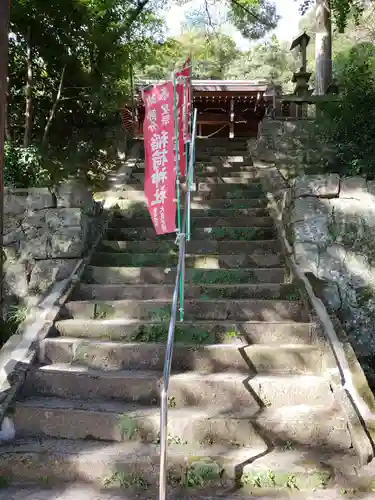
179, 251, 185, 322
173, 74, 184, 322
173, 74, 181, 234
0, 0, 10, 324
159, 387, 168, 500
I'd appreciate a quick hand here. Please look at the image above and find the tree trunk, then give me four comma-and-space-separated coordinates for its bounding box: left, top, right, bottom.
0, 0, 11, 321
42, 65, 66, 149
315, 0, 332, 94
23, 27, 33, 148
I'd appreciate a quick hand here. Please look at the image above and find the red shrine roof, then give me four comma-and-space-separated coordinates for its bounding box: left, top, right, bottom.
136, 79, 282, 95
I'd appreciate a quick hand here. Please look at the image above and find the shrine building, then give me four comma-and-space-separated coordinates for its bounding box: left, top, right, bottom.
129, 80, 282, 139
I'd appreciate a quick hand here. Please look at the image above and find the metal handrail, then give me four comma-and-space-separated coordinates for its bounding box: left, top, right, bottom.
159, 108, 198, 500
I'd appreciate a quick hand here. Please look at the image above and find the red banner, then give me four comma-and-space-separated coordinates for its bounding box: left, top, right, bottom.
175, 81, 186, 176
176, 58, 192, 143
142, 82, 177, 235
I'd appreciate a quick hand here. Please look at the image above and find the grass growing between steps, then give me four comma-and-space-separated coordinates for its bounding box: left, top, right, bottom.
206, 227, 273, 240
241, 470, 331, 491
129, 322, 216, 345
190, 269, 259, 284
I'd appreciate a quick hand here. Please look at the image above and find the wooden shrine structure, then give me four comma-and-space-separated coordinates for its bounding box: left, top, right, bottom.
131, 80, 282, 139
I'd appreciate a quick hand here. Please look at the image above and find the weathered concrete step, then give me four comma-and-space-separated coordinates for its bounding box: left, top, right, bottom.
195, 186, 264, 199
62, 299, 306, 322
21, 366, 334, 408
190, 207, 270, 217
194, 176, 267, 184
0, 437, 352, 490
73, 283, 298, 301
195, 154, 252, 164
0, 486, 364, 500
195, 168, 269, 178
99, 239, 279, 255
54, 319, 318, 345
106, 227, 276, 241
197, 148, 249, 156
108, 197, 268, 215
83, 266, 286, 285
191, 197, 267, 209
135, 154, 252, 165
102, 184, 264, 200
197, 181, 262, 190
90, 252, 282, 268
40, 339, 324, 374
15, 398, 350, 450
109, 215, 273, 229
132, 168, 262, 180
114, 206, 269, 220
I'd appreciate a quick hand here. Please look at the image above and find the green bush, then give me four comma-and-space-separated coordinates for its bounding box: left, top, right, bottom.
317, 42, 375, 178
4, 143, 51, 188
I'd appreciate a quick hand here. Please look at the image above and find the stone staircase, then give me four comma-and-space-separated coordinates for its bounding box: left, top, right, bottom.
0, 138, 357, 495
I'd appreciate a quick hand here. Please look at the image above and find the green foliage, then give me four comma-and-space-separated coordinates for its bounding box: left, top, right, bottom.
4, 143, 47, 188
228, 0, 279, 39
299, 0, 370, 32
138, 29, 240, 80
6, 0, 164, 187
226, 35, 297, 90
316, 42, 375, 178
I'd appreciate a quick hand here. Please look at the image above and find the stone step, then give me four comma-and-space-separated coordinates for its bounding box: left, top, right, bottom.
113, 206, 270, 220
90, 252, 282, 268
193, 176, 266, 184
61, 298, 307, 322
195, 186, 264, 199
83, 266, 286, 285
195, 154, 252, 164
40, 339, 324, 375
98, 239, 279, 254
15, 398, 350, 450
21, 366, 334, 408
195, 168, 268, 178
0, 437, 352, 490
109, 215, 273, 229
190, 207, 270, 217
54, 319, 318, 345
72, 283, 298, 301
196, 146, 248, 154
112, 184, 264, 199
107, 197, 268, 213
131, 168, 262, 181
190, 197, 267, 209
106, 227, 276, 241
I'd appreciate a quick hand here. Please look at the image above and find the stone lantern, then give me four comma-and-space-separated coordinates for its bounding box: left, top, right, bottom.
290, 32, 312, 97
290, 32, 312, 117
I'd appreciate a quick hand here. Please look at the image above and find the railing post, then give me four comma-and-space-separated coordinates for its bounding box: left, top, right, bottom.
159, 387, 168, 500
158, 108, 196, 500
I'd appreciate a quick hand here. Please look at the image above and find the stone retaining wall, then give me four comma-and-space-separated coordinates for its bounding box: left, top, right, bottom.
4, 180, 102, 307
279, 172, 375, 387
249, 118, 334, 176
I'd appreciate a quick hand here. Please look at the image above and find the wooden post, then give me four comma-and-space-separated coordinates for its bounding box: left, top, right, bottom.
0, 0, 10, 322
229, 98, 234, 139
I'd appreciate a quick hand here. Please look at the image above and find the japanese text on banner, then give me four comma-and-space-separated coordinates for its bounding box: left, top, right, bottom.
142, 81, 176, 235
174, 80, 186, 177
176, 60, 191, 143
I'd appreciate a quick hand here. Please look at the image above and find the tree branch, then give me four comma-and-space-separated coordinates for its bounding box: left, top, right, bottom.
204, 0, 214, 29
229, 0, 274, 27
126, 0, 151, 27
42, 65, 66, 149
